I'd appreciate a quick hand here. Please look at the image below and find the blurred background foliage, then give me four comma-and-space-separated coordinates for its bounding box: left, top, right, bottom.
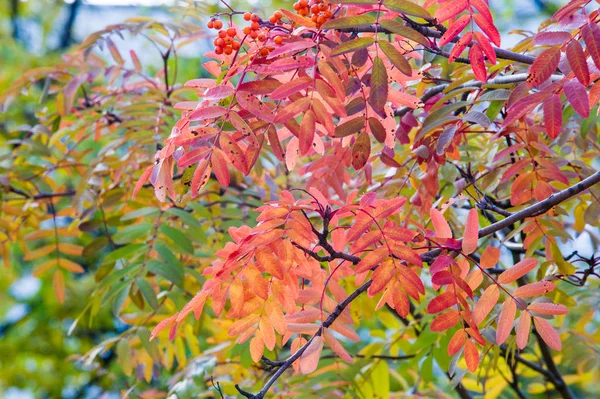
0, 1, 592, 399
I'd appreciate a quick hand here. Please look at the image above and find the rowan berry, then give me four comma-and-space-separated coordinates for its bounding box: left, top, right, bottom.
215, 46, 223, 55
207, 20, 214, 29
243, 26, 251, 35
218, 30, 227, 38
274, 36, 283, 45
251, 13, 260, 22
213, 20, 223, 29
227, 27, 236, 37
251, 21, 260, 30
243, 12, 252, 21
224, 46, 233, 55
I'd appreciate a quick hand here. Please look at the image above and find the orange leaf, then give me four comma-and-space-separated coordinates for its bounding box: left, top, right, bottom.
473, 285, 499, 324
513, 281, 556, 298
299, 336, 324, 374
527, 302, 568, 315
496, 298, 516, 345
324, 329, 353, 363
211, 148, 230, 186
448, 329, 467, 356
462, 208, 479, 255
516, 311, 531, 350
250, 334, 265, 362
53, 271, 65, 304
464, 339, 480, 372
426, 291, 458, 314
430, 209, 452, 238
150, 314, 178, 340
435, 0, 468, 23
430, 309, 460, 331
356, 247, 390, 273
497, 258, 538, 284
543, 94, 563, 139
533, 317, 562, 350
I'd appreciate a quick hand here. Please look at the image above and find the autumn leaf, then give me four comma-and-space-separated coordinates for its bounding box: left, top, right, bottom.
462, 208, 479, 255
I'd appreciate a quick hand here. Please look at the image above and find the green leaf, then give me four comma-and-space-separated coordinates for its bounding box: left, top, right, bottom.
147, 259, 184, 288
116, 339, 132, 376
103, 243, 146, 264
330, 37, 375, 57
159, 224, 194, 254
322, 14, 377, 30
378, 40, 412, 76
379, 19, 429, 46
113, 223, 152, 244
368, 56, 388, 115
121, 207, 160, 221
138, 327, 161, 361
136, 278, 159, 310
383, 0, 432, 19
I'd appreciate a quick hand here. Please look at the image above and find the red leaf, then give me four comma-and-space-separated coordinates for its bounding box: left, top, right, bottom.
299, 109, 316, 156
474, 32, 496, 64
516, 311, 531, 350
430, 209, 452, 238
581, 23, 600, 70
211, 148, 230, 186
462, 208, 479, 255
352, 131, 371, 170
513, 281, 556, 298
150, 314, 177, 340
564, 79, 590, 118
527, 302, 568, 315
497, 258, 538, 284
427, 291, 458, 314
472, 13, 501, 46
543, 94, 563, 139
220, 133, 249, 174
464, 339, 480, 372
566, 40, 590, 86
299, 336, 324, 374
133, 166, 153, 198
430, 309, 460, 331
449, 32, 472, 62
533, 317, 562, 350
496, 298, 516, 345
435, 0, 468, 23
190, 159, 211, 197
527, 47, 561, 88
473, 285, 499, 324
469, 44, 487, 82
439, 14, 471, 46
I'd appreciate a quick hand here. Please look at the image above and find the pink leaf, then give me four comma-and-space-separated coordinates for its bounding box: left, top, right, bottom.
462, 208, 479, 255
516, 311, 531, 350
543, 94, 563, 139
564, 79, 590, 118
533, 317, 562, 350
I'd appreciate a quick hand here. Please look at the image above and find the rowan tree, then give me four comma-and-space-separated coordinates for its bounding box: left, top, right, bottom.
1, 0, 600, 398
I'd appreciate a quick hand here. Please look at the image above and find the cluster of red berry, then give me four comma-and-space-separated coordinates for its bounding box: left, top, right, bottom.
208, 11, 288, 58
208, 19, 240, 55
293, 0, 332, 28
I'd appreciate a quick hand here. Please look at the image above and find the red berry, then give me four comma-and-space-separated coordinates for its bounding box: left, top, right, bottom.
215, 46, 223, 55
274, 36, 283, 45
251, 21, 260, 30
243, 12, 252, 21
213, 20, 223, 29
251, 13, 260, 22
218, 30, 227, 38
227, 27, 236, 37
207, 20, 214, 29
224, 46, 233, 55
243, 26, 251, 35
